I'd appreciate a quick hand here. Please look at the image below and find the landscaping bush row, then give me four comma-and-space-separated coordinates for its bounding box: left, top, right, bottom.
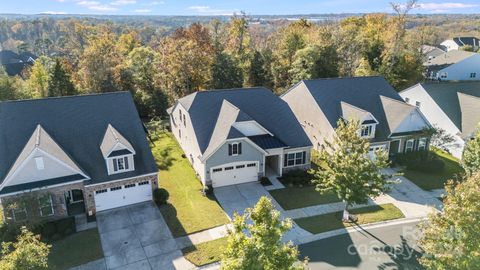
278, 169, 314, 186
394, 151, 445, 173
0, 216, 76, 243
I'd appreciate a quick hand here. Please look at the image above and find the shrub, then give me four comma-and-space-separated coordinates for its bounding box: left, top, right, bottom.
260, 177, 272, 186
32, 216, 75, 242
154, 188, 169, 205
278, 170, 313, 186
396, 151, 445, 173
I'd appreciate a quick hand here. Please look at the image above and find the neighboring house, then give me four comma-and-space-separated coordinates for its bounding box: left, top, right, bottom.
424, 50, 480, 81
400, 81, 480, 158
440, 37, 480, 52
167, 88, 312, 188
421, 44, 445, 62
282, 77, 432, 159
0, 50, 37, 76
0, 92, 158, 223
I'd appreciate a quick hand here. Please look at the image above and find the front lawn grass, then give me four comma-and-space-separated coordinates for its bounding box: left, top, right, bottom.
48, 229, 103, 270
295, 203, 405, 234
269, 186, 341, 210
182, 237, 228, 266
153, 132, 229, 237
403, 149, 464, 190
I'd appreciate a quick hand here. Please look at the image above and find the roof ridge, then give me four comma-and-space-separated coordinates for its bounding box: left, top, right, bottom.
340, 101, 370, 113
458, 91, 480, 101
380, 95, 416, 109
302, 75, 383, 83
0, 91, 131, 104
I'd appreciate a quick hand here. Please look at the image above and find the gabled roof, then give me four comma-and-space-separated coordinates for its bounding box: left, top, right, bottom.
175, 87, 312, 156
100, 124, 135, 158
340, 101, 376, 123
452, 37, 480, 47
424, 50, 476, 67
414, 81, 480, 137
0, 92, 157, 186
296, 76, 422, 142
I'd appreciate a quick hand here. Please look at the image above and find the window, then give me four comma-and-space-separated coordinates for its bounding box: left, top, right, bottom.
284, 151, 306, 167
236, 165, 245, 169
138, 181, 150, 186
224, 166, 234, 171
405, 97, 410, 104
179, 110, 182, 121
179, 129, 181, 138
405, 139, 415, 152
113, 156, 130, 173
415, 101, 421, 108
228, 142, 242, 156
35, 157, 44, 170
95, 189, 107, 194
418, 138, 427, 151
361, 125, 373, 137
247, 163, 256, 167
212, 168, 222, 173
183, 114, 186, 127
125, 184, 136, 188
111, 186, 122, 191
11, 207, 27, 222
440, 72, 448, 79
470, 72, 477, 78
38, 194, 54, 217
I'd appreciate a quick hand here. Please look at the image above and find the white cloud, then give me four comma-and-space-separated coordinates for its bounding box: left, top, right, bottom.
142, 1, 164, 6
417, 2, 479, 11
40, 11, 68, 14
76, 0, 118, 11
188, 5, 238, 15
134, 9, 152, 13
111, 0, 136, 6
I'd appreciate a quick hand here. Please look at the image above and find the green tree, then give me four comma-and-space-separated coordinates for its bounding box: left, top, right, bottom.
48, 58, 76, 97
221, 196, 307, 270
419, 173, 480, 270
247, 50, 267, 87
210, 52, 243, 89
311, 120, 390, 221
0, 69, 18, 101
26, 56, 51, 98
0, 227, 50, 270
289, 44, 338, 83
462, 128, 480, 175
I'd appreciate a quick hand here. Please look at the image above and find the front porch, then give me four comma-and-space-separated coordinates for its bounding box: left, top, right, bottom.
65, 189, 86, 216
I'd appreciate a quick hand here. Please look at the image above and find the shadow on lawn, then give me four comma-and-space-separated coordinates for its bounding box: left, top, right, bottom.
154, 146, 176, 170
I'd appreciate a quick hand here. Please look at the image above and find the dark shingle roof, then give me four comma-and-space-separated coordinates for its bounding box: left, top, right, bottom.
453, 37, 480, 47
0, 174, 85, 195
177, 88, 312, 154
0, 92, 158, 185
248, 135, 287, 150
300, 76, 409, 142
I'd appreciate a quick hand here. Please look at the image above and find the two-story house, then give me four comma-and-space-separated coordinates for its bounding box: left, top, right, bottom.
0, 92, 158, 223
281, 76, 432, 159
424, 50, 480, 81
167, 88, 312, 188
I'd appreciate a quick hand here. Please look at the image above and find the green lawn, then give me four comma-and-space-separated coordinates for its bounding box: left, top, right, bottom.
295, 203, 405, 234
182, 237, 228, 266
153, 133, 229, 237
269, 186, 341, 210
48, 229, 103, 270
403, 149, 464, 190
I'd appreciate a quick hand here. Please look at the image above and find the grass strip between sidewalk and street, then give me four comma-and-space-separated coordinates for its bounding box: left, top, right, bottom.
182, 237, 228, 266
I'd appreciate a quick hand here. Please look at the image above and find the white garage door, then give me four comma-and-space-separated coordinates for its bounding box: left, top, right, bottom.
368, 144, 387, 160
94, 180, 152, 212
211, 162, 259, 188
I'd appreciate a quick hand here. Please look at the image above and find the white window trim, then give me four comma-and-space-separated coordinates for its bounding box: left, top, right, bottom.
284, 151, 306, 168
39, 195, 54, 217
231, 142, 240, 156
405, 139, 415, 152
360, 124, 375, 138
418, 137, 427, 151
106, 154, 135, 175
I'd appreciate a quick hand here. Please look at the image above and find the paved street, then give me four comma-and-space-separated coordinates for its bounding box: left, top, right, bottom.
299, 221, 424, 270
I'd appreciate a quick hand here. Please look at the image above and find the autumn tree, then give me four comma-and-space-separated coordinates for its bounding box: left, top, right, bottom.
0, 227, 50, 270
311, 120, 390, 221
48, 58, 76, 97
419, 173, 480, 269
462, 128, 480, 176
289, 44, 338, 83
26, 56, 51, 98
221, 196, 307, 270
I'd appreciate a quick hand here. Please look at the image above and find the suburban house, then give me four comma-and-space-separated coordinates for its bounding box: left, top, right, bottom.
0, 50, 37, 77
400, 81, 480, 158
167, 88, 312, 188
440, 37, 480, 52
281, 76, 432, 159
0, 92, 158, 223
421, 44, 445, 62
424, 50, 480, 81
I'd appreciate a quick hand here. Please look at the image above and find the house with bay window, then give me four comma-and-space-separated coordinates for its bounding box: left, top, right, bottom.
281, 76, 432, 159
0, 92, 158, 223
168, 87, 312, 188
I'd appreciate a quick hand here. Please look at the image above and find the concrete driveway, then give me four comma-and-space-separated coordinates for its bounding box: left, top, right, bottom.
95, 202, 194, 270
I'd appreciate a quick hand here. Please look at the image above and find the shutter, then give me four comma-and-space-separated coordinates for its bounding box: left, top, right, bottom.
124, 156, 129, 169
238, 143, 242, 155
284, 154, 288, 167
403, 140, 407, 153
302, 151, 306, 164
414, 139, 419, 151
228, 144, 232, 156
113, 159, 118, 171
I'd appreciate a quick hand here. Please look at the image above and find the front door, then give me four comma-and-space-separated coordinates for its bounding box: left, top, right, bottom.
65, 189, 85, 216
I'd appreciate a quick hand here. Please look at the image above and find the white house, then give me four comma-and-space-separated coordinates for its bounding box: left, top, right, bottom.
400, 81, 480, 158
440, 37, 480, 52
424, 50, 480, 81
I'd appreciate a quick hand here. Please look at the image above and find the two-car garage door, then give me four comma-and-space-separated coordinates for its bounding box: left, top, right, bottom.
211, 162, 259, 188
94, 180, 152, 212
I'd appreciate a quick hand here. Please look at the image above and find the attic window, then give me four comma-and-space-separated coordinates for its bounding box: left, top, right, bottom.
470, 73, 477, 78
360, 125, 374, 138
113, 156, 129, 172
35, 157, 45, 170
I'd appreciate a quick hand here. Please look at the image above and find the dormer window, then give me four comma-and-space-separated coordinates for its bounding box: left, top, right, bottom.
360, 124, 375, 138
101, 124, 136, 175
113, 156, 129, 172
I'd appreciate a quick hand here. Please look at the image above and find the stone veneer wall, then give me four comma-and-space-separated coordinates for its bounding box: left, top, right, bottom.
0, 181, 85, 223
83, 174, 158, 216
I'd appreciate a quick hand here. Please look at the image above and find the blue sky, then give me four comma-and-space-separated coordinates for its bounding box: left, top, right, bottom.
1, 0, 480, 15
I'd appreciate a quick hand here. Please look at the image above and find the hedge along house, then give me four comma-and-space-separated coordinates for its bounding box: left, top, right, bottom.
167, 88, 312, 188
282, 77, 432, 159
0, 92, 158, 223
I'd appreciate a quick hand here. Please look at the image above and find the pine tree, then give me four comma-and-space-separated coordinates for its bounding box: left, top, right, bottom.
311, 120, 390, 221
247, 50, 267, 87
210, 52, 243, 89
48, 59, 77, 97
